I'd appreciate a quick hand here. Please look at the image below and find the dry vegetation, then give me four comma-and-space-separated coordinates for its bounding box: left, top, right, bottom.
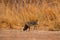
0, 0, 60, 31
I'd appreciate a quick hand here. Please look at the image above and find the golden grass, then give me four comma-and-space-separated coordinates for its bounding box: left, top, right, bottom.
0, 0, 60, 31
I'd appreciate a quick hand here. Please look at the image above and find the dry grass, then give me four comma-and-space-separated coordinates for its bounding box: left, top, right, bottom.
0, 0, 60, 31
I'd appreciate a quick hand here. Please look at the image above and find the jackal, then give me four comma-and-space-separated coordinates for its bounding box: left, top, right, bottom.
23, 20, 38, 31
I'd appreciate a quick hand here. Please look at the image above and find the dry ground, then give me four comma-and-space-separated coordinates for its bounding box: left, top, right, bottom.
0, 30, 60, 40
